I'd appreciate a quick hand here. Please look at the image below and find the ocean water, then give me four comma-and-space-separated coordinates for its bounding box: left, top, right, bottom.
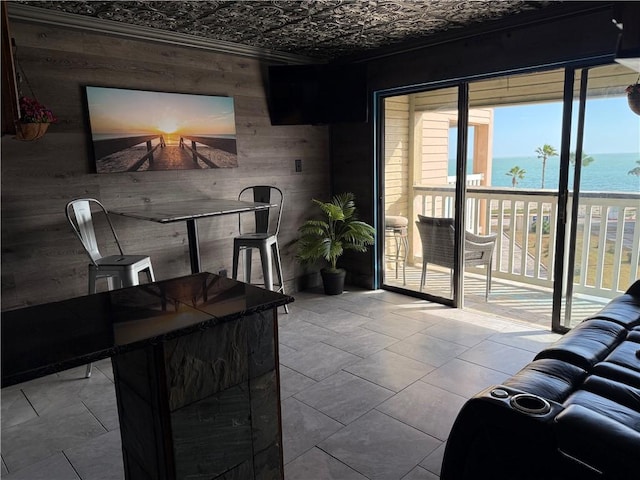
449, 152, 640, 193
93, 133, 236, 140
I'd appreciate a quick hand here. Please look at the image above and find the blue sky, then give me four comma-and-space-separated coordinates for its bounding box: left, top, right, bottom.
491, 97, 640, 157
86, 86, 236, 136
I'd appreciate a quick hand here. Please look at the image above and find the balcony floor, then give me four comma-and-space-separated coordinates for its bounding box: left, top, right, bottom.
1, 286, 570, 480
384, 263, 610, 329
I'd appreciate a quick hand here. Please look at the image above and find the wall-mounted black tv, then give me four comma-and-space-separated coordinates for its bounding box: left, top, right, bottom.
267, 63, 368, 125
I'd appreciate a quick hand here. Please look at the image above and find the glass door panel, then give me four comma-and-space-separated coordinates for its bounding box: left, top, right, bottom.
560, 64, 640, 329
382, 87, 459, 301
465, 70, 566, 321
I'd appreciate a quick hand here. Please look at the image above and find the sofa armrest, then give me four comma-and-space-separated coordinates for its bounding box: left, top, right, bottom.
555, 404, 640, 479
441, 386, 563, 480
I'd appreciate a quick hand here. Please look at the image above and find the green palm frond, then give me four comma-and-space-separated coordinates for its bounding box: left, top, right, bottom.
297, 192, 375, 270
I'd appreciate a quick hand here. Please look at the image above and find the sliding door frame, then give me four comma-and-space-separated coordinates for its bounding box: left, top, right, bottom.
551, 68, 576, 332
375, 58, 613, 320
453, 83, 470, 308
375, 81, 469, 307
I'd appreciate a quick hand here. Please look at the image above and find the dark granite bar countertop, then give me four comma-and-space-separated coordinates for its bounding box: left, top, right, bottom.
1, 273, 294, 387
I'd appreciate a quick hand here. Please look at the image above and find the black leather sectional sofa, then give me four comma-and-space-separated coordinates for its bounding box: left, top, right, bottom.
441, 281, 640, 480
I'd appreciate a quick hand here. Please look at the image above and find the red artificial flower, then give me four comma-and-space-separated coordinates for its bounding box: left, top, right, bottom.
625, 83, 640, 95
19, 96, 57, 123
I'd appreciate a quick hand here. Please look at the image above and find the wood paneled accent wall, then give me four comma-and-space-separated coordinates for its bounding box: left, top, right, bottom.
1, 20, 330, 310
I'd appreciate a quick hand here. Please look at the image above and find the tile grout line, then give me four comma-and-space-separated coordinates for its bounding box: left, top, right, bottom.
62, 450, 83, 480
81, 400, 110, 433
20, 388, 40, 418
316, 445, 374, 479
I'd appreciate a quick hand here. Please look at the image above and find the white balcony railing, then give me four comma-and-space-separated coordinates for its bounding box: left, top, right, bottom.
411, 185, 640, 299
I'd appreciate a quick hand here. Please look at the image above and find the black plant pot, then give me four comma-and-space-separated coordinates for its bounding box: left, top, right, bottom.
321, 268, 346, 295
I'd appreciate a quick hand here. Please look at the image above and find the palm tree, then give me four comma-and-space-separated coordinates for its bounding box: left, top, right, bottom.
569, 151, 595, 167
506, 166, 526, 187
535, 144, 558, 189
628, 160, 640, 177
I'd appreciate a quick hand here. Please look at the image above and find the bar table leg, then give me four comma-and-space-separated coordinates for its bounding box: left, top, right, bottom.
186, 219, 201, 274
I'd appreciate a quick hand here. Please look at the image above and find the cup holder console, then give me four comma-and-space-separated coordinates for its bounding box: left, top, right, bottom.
509, 393, 551, 415
485, 386, 559, 419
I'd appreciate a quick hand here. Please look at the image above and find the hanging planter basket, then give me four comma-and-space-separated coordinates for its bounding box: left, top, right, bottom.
13, 49, 57, 140
14, 96, 57, 141
626, 81, 640, 116
15, 122, 50, 141
628, 91, 640, 116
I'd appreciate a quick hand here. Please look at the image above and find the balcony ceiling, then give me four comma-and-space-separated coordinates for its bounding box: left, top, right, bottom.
16, 0, 560, 61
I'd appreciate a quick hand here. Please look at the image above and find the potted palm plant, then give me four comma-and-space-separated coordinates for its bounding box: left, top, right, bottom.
297, 192, 375, 295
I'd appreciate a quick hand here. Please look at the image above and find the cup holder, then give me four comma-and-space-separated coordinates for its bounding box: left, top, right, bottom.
510, 393, 551, 415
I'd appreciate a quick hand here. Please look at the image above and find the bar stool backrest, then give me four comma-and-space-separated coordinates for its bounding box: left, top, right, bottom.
66, 198, 124, 266
238, 186, 283, 236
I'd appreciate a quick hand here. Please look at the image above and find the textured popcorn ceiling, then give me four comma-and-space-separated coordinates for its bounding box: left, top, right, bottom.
18, 0, 553, 60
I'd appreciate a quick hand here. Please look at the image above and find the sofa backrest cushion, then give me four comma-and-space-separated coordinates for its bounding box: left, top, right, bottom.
535, 319, 627, 370
502, 358, 586, 403
587, 293, 640, 328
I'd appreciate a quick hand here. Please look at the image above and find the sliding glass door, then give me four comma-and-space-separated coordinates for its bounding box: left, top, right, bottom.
464, 69, 566, 323
381, 86, 461, 303
558, 64, 640, 329
379, 64, 639, 331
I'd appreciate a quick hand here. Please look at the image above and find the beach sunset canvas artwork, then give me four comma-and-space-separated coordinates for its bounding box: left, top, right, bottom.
85, 86, 238, 173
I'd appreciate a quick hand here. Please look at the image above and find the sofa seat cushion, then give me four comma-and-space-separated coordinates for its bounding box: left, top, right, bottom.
535, 319, 627, 370
593, 362, 640, 389
582, 375, 640, 413
502, 358, 586, 403
602, 340, 640, 374
627, 328, 640, 343
563, 390, 640, 429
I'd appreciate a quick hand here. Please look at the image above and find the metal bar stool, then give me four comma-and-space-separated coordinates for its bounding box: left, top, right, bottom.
232, 186, 289, 313
66, 198, 156, 377
385, 215, 409, 285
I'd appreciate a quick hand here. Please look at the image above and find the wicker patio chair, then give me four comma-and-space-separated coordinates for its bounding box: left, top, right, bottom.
416, 215, 496, 300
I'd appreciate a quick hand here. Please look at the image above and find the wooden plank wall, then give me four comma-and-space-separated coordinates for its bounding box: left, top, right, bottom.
420, 112, 451, 185
383, 96, 410, 217
1, 20, 330, 310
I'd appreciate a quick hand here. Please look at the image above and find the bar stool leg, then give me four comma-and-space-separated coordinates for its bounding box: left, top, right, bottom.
243, 248, 253, 284
384, 217, 409, 287
232, 243, 240, 280
272, 241, 289, 314
89, 271, 97, 295
122, 269, 140, 288
260, 245, 274, 292
401, 232, 409, 286
394, 234, 401, 279
145, 267, 155, 283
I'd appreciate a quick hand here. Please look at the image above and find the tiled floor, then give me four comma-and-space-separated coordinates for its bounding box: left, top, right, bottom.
1, 287, 562, 479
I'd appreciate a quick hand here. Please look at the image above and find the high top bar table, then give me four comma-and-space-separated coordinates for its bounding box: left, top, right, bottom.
2, 273, 293, 480
110, 198, 275, 274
